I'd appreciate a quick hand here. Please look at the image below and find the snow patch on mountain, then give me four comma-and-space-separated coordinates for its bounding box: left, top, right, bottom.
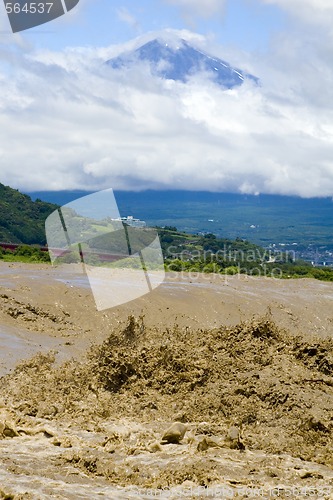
106, 36, 258, 89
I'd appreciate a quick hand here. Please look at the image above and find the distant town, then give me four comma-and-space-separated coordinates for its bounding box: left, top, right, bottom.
267, 243, 333, 267
111, 216, 146, 228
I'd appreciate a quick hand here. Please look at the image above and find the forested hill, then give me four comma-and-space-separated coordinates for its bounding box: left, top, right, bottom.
1, 184, 333, 280
0, 183, 58, 245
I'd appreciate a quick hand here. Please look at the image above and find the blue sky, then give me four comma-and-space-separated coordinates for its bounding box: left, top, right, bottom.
2, 0, 286, 52
0, 0, 333, 197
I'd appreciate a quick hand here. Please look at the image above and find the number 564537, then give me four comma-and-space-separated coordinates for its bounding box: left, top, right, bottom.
5, 3, 54, 14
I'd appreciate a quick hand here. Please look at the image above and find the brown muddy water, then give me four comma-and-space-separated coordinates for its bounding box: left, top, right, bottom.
0, 262, 333, 499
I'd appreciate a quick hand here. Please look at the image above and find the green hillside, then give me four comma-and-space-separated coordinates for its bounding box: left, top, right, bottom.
0, 183, 332, 280
0, 183, 58, 245
158, 227, 333, 281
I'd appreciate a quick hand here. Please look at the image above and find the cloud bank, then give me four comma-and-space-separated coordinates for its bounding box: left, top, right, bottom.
0, 18, 333, 197
262, 0, 333, 28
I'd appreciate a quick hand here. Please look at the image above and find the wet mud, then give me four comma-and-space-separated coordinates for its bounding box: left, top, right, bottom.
0, 262, 333, 498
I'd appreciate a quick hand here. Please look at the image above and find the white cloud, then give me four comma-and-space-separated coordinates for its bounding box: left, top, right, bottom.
263, 0, 333, 11
261, 0, 333, 27
116, 7, 140, 31
0, 28, 333, 197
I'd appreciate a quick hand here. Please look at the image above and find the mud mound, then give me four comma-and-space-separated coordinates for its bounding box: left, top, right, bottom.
0, 491, 33, 499
1, 316, 333, 468
292, 339, 333, 376
0, 292, 77, 335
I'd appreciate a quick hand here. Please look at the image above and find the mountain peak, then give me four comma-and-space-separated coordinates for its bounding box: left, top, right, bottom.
107, 36, 258, 88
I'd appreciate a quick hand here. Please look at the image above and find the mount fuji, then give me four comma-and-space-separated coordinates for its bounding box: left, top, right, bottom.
107, 37, 258, 89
